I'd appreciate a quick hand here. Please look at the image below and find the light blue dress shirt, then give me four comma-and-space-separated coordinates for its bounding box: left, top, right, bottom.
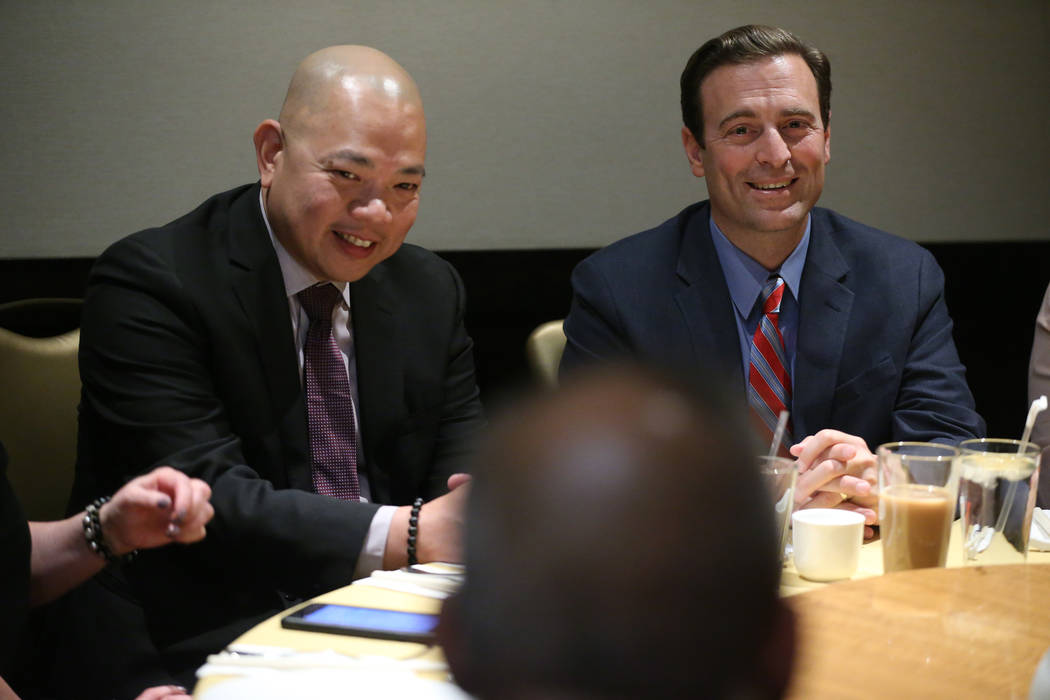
708, 216, 811, 401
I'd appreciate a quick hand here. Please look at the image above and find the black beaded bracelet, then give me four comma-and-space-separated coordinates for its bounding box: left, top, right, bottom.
407, 497, 423, 566
82, 496, 138, 564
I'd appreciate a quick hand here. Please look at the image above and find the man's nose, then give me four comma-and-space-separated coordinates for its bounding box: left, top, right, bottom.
755, 127, 791, 167
350, 197, 393, 224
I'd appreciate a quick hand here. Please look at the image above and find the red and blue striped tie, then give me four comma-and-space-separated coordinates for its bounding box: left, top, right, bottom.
748, 275, 793, 453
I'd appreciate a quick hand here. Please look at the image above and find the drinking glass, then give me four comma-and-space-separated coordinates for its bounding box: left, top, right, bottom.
958, 438, 1041, 564
760, 455, 797, 563
877, 442, 959, 572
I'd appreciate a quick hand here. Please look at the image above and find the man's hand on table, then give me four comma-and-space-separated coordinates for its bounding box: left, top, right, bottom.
791, 429, 878, 539
383, 474, 471, 569
134, 685, 191, 700
418, 474, 471, 563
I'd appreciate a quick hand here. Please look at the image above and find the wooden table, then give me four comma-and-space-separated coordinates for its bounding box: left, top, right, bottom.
192, 534, 1050, 698
785, 564, 1050, 699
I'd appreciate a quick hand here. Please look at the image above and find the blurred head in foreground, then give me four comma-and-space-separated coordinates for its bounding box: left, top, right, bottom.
441, 364, 795, 699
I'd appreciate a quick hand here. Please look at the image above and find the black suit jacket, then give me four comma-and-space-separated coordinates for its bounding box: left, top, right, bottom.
0, 443, 30, 683
561, 201, 984, 448
69, 183, 484, 678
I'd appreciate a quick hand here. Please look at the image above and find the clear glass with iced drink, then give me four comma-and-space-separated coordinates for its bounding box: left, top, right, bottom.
760, 455, 797, 563
958, 439, 1041, 565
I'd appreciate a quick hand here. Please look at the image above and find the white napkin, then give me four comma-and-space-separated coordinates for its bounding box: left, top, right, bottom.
197, 647, 447, 677
356, 564, 465, 600
1030, 508, 1050, 551
197, 668, 473, 700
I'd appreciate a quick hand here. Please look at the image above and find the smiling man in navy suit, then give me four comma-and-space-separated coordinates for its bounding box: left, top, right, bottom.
561, 25, 984, 531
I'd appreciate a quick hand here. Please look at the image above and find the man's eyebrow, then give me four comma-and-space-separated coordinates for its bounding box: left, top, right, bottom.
717, 109, 756, 130
716, 107, 819, 131
323, 149, 426, 177
324, 150, 373, 167
781, 107, 818, 120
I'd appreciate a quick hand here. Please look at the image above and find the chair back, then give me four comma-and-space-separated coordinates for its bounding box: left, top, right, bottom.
525, 320, 566, 389
0, 298, 82, 520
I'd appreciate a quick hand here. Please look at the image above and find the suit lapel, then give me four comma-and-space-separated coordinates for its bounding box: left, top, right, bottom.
793, 211, 853, 439
349, 266, 399, 499
226, 185, 312, 490
673, 204, 746, 393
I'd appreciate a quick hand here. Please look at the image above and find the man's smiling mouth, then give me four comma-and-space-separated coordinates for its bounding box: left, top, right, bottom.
335, 230, 375, 248
748, 179, 796, 191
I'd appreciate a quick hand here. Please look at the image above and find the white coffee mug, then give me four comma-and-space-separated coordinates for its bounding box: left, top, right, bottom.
791, 508, 865, 582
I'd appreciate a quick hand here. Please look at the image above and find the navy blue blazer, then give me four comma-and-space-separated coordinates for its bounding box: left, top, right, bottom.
561, 200, 984, 449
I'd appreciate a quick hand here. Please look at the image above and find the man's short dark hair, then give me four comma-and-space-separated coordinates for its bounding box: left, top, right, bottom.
446, 364, 788, 699
681, 24, 831, 144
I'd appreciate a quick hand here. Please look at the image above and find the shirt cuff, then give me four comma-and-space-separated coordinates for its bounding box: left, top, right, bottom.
353, 505, 397, 580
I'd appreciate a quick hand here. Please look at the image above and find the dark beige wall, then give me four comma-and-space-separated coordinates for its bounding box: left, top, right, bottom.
2, 1, 1048, 257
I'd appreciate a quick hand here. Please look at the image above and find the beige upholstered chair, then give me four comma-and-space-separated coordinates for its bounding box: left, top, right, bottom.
525, 319, 567, 389
0, 298, 82, 521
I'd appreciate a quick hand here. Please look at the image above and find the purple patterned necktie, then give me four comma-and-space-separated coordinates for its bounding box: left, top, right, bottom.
298, 283, 361, 501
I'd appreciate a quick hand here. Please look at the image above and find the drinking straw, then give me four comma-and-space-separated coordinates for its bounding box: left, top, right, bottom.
769, 410, 790, 458
768, 409, 793, 558
992, 395, 1047, 535
1021, 395, 1048, 448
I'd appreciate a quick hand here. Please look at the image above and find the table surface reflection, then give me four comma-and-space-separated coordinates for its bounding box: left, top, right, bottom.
781, 524, 1050, 596
785, 564, 1050, 699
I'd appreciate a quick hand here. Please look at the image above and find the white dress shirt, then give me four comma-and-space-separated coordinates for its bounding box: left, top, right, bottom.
260, 192, 394, 579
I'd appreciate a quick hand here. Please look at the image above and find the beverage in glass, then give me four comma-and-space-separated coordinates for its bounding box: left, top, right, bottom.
877, 442, 959, 573
958, 439, 1041, 564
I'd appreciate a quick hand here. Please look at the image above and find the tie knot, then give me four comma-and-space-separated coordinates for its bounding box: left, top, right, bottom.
760, 275, 785, 315
298, 283, 343, 322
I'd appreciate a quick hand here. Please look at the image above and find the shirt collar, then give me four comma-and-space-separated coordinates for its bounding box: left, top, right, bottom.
259, 190, 349, 304
709, 214, 810, 317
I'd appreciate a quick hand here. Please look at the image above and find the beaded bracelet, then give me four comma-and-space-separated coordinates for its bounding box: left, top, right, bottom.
82, 496, 138, 564
407, 497, 423, 566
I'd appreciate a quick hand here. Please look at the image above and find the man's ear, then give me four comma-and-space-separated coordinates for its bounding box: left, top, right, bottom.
823, 113, 831, 165
253, 119, 284, 187
681, 126, 706, 178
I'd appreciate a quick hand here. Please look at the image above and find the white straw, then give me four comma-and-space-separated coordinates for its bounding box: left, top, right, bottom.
768, 410, 789, 458
1020, 395, 1047, 450
992, 395, 1047, 537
